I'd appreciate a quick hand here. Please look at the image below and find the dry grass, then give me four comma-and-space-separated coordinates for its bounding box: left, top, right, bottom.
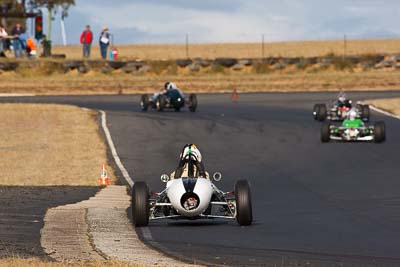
2, 38, 400, 94
1, 71, 400, 95
367, 98, 400, 116
0, 104, 116, 186
0, 258, 140, 267
50, 39, 400, 60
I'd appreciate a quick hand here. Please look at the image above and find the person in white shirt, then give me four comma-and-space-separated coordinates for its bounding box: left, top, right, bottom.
99, 27, 110, 59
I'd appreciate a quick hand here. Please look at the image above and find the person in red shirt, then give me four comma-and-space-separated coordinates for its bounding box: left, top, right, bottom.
80, 25, 93, 58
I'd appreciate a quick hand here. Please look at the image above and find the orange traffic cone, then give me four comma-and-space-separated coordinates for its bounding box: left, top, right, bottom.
99, 163, 110, 186
232, 89, 239, 101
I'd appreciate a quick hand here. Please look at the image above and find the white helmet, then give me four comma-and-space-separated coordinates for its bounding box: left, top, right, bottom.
181, 144, 202, 163
167, 82, 178, 91
338, 91, 346, 103
348, 108, 357, 120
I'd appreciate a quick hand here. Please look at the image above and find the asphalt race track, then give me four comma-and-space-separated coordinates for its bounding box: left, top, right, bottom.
1, 91, 400, 266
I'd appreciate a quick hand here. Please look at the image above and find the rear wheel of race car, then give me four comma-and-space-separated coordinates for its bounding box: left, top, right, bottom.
361, 105, 370, 122
235, 180, 253, 226
313, 104, 320, 120
131, 181, 150, 227
321, 123, 331, 143
156, 95, 166, 111
316, 104, 327, 121
188, 94, 197, 112
140, 94, 149, 111
174, 107, 181, 112
374, 121, 386, 143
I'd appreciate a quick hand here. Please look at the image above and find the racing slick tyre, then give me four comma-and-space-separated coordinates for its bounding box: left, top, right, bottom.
361, 105, 370, 122
374, 121, 386, 143
235, 180, 253, 226
131, 181, 150, 227
313, 104, 320, 120
156, 95, 166, 111
321, 122, 331, 143
140, 94, 149, 111
188, 94, 197, 112
316, 104, 327, 121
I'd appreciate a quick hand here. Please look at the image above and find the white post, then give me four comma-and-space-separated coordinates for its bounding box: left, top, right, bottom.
185, 33, 189, 58
60, 7, 67, 46
262, 34, 265, 58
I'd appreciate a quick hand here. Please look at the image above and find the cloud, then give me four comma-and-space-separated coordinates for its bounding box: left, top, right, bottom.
74, 0, 243, 12
47, 0, 400, 45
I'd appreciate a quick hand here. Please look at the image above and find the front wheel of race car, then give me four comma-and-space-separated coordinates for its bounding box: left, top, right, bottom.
374, 121, 386, 143
361, 105, 370, 122
131, 181, 150, 227
321, 123, 331, 143
156, 95, 166, 111
316, 104, 327, 121
140, 94, 149, 111
188, 94, 197, 112
235, 180, 253, 226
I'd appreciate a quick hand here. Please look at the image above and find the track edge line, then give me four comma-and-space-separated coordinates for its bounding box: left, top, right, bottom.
99, 110, 134, 187
360, 102, 400, 120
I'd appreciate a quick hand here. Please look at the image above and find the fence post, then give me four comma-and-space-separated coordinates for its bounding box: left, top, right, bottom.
262, 34, 265, 58
186, 33, 189, 59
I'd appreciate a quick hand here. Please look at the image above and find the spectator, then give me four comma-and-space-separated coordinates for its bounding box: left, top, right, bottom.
80, 25, 93, 58
99, 26, 110, 60
11, 23, 25, 58
0, 26, 8, 57
19, 32, 27, 56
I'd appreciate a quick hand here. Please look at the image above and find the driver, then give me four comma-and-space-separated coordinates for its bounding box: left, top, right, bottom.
347, 108, 359, 121
171, 144, 208, 179
154, 82, 178, 98
336, 91, 351, 108
338, 91, 346, 103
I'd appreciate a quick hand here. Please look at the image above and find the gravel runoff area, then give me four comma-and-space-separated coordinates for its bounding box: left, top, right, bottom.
41, 185, 200, 266
367, 98, 400, 117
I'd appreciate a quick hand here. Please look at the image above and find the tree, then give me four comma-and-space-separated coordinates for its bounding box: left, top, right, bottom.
0, 1, 27, 32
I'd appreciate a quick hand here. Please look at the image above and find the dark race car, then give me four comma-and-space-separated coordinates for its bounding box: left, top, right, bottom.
313, 92, 369, 122
140, 82, 197, 112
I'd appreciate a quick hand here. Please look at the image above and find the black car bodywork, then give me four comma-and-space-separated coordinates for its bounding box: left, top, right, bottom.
140, 89, 197, 112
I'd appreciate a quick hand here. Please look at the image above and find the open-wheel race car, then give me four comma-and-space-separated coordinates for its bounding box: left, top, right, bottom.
313, 92, 369, 122
321, 109, 385, 143
131, 144, 253, 227
140, 82, 197, 112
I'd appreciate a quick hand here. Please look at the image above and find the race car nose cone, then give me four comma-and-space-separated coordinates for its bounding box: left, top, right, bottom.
180, 192, 200, 210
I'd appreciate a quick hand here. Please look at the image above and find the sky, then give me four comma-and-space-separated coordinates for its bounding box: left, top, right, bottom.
30, 0, 400, 45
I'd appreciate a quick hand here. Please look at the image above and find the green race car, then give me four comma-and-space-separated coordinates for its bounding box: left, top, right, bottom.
321, 118, 385, 143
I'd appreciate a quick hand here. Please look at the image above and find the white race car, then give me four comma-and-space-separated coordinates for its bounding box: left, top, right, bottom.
131, 172, 253, 227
